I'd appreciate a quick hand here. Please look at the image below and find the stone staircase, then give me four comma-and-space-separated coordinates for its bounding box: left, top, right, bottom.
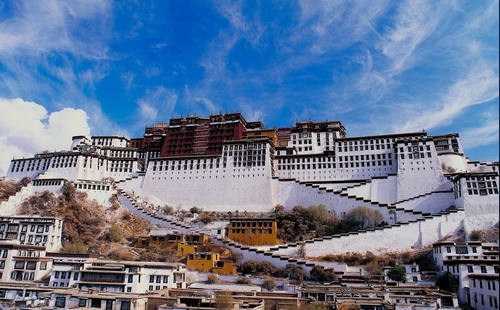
266, 208, 465, 257
394, 189, 454, 205
275, 177, 424, 222
114, 186, 191, 232
309, 173, 454, 215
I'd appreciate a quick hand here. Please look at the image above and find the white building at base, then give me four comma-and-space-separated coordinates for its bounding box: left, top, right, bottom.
432, 241, 499, 309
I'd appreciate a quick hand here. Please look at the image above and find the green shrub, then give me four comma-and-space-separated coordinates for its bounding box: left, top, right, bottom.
309, 265, 336, 282
190, 206, 202, 214
109, 224, 123, 242
387, 265, 407, 283
235, 277, 252, 284
60, 242, 88, 254
436, 272, 459, 292
207, 274, 219, 284
262, 278, 276, 291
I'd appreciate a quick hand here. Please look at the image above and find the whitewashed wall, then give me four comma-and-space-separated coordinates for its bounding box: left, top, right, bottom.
463, 195, 499, 231
370, 175, 397, 203
142, 166, 274, 211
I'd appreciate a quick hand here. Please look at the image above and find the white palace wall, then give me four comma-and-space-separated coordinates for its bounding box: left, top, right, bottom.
370, 175, 397, 204
142, 165, 274, 211
396, 162, 450, 201
463, 195, 500, 232
396, 191, 455, 213
344, 182, 371, 199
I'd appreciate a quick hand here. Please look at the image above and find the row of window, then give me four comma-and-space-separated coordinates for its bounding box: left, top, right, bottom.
472, 292, 498, 309
12, 156, 137, 173
153, 163, 224, 171
92, 138, 126, 146
399, 145, 431, 153
56, 297, 131, 310
230, 221, 273, 228
400, 152, 432, 160
33, 180, 63, 186
10, 271, 35, 281
107, 150, 136, 158
0, 224, 50, 233
54, 270, 79, 280
467, 188, 499, 196
75, 183, 111, 191
339, 138, 396, 146
149, 274, 169, 283
223, 143, 266, 151
19, 234, 49, 244
339, 144, 392, 152
231, 228, 273, 234
277, 160, 393, 170
13, 260, 45, 270
224, 149, 266, 156
434, 246, 478, 254
472, 278, 497, 291
278, 156, 335, 164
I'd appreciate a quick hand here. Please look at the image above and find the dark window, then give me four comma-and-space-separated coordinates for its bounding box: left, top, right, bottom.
120, 301, 131, 310
105, 300, 113, 310
55, 297, 66, 308
25, 262, 36, 270
91, 299, 102, 308
79, 299, 87, 307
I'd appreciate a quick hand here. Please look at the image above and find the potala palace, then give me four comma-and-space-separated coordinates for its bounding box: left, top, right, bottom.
3, 113, 499, 254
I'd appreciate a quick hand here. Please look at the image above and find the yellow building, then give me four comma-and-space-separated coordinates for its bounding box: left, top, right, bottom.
135, 230, 209, 249
186, 252, 236, 275
227, 217, 280, 246
177, 243, 197, 258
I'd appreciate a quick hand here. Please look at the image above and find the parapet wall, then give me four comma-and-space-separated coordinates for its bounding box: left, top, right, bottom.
395, 191, 455, 213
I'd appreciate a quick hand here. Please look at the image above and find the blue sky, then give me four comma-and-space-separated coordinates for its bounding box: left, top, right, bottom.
0, 0, 498, 169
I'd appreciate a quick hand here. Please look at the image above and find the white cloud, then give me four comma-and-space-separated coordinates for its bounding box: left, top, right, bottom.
136, 87, 178, 124
121, 72, 135, 90
461, 119, 499, 150
0, 0, 111, 58
0, 97, 91, 176
0, 0, 123, 137
138, 102, 158, 122
193, 97, 218, 114
296, 0, 390, 51
397, 67, 499, 132
379, 0, 443, 74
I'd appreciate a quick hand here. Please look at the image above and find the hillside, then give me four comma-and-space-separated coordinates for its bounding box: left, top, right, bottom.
0, 177, 30, 203
17, 183, 155, 259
